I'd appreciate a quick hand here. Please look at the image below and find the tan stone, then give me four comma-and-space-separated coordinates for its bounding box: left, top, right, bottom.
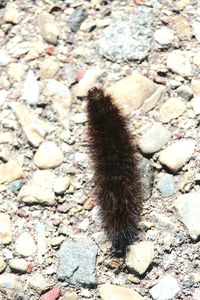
174, 16, 192, 41
0, 214, 12, 244
106, 73, 156, 114
99, 284, 143, 300
0, 160, 23, 184
191, 79, 200, 96
159, 98, 186, 123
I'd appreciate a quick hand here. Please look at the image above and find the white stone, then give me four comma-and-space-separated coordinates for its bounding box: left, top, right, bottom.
154, 27, 174, 45
22, 70, 39, 105
29, 273, 49, 293
0, 49, 11, 66
191, 97, 200, 115
138, 123, 170, 154
159, 98, 186, 123
9, 258, 28, 273
175, 192, 200, 240
18, 170, 56, 206
76, 67, 104, 97
126, 241, 154, 275
159, 139, 195, 172
34, 141, 64, 169
167, 50, 192, 77
15, 232, 36, 257
53, 176, 70, 194
150, 274, 180, 300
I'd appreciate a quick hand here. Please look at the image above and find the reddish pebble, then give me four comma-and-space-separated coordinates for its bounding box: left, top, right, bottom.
17, 209, 27, 218
84, 197, 96, 210
41, 288, 60, 300
27, 263, 34, 274
76, 68, 86, 81
134, 0, 142, 4
57, 202, 70, 213
47, 46, 55, 55
52, 218, 61, 226
153, 76, 167, 85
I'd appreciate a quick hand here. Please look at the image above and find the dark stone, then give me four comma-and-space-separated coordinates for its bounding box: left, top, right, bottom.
68, 8, 88, 32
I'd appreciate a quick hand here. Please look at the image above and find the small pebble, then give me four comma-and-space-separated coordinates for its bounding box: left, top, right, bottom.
34, 141, 64, 169
41, 287, 60, 300
158, 174, 175, 197
0, 213, 12, 244
167, 50, 192, 77
99, 283, 143, 300
154, 26, 174, 46
9, 258, 28, 274
22, 70, 39, 105
0, 257, 6, 273
150, 274, 180, 300
53, 177, 70, 194
15, 232, 36, 257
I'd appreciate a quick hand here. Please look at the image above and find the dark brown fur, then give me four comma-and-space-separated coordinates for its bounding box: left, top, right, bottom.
87, 87, 143, 256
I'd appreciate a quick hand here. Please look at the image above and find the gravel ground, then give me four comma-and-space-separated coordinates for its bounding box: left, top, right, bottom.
0, 0, 200, 299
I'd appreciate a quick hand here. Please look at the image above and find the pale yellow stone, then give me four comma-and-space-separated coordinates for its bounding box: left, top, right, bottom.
0, 160, 23, 184
99, 284, 143, 300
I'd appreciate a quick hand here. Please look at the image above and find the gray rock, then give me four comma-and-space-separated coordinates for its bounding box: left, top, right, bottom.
150, 274, 180, 300
176, 85, 193, 101
9, 180, 23, 195
138, 123, 170, 154
98, 7, 153, 62
139, 158, 154, 200
175, 192, 200, 240
68, 8, 88, 32
158, 174, 175, 197
57, 239, 97, 287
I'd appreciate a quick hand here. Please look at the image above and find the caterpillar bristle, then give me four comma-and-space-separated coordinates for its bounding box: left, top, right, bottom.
87, 87, 143, 256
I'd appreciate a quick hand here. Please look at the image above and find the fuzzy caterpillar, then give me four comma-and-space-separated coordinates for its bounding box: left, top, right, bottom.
87, 87, 143, 256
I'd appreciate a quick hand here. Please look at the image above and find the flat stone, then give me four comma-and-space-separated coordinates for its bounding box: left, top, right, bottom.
38, 11, 60, 45
167, 50, 192, 77
45, 79, 72, 118
29, 273, 49, 293
126, 241, 154, 275
0, 160, 24, 184
0, 213, 12, 244
106, 73, 157, 114
175, 192, 200, 240
193, 52, 200, 68
15, 232, 36, 257
0, 49, 11, 66
53, 176, 70, 194
159, 98, 186, 123
10, 102, 54, 147
18, 170, 56, 206
22, 70, 39, 105
174, 16, 192, 41
139, 157, 155, 200
41, 288, 60, 300
159, 139, 195, 172
0, 257, 6, 273
191, 79, 200, 96
9, 258, 28, 274
68, 8, 88, 32
191, 97, 200, 115
138, 123, 170, 154
0, 273, 20, 290
76, 67, 104, 97
150, 274, 180, 300
62, 292, 78, 300
98, 7, 153, 62
142, 86, 165, 113
39, 57, 59, 79
154, 27, 174, 46
4, 2, 20, 24
99, 284, 143, 300
158, 174, 175, 197
57, 239, 97, 287
34, 141, 64, 169
192, 22, 200, 43
8, 63, 26, 81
